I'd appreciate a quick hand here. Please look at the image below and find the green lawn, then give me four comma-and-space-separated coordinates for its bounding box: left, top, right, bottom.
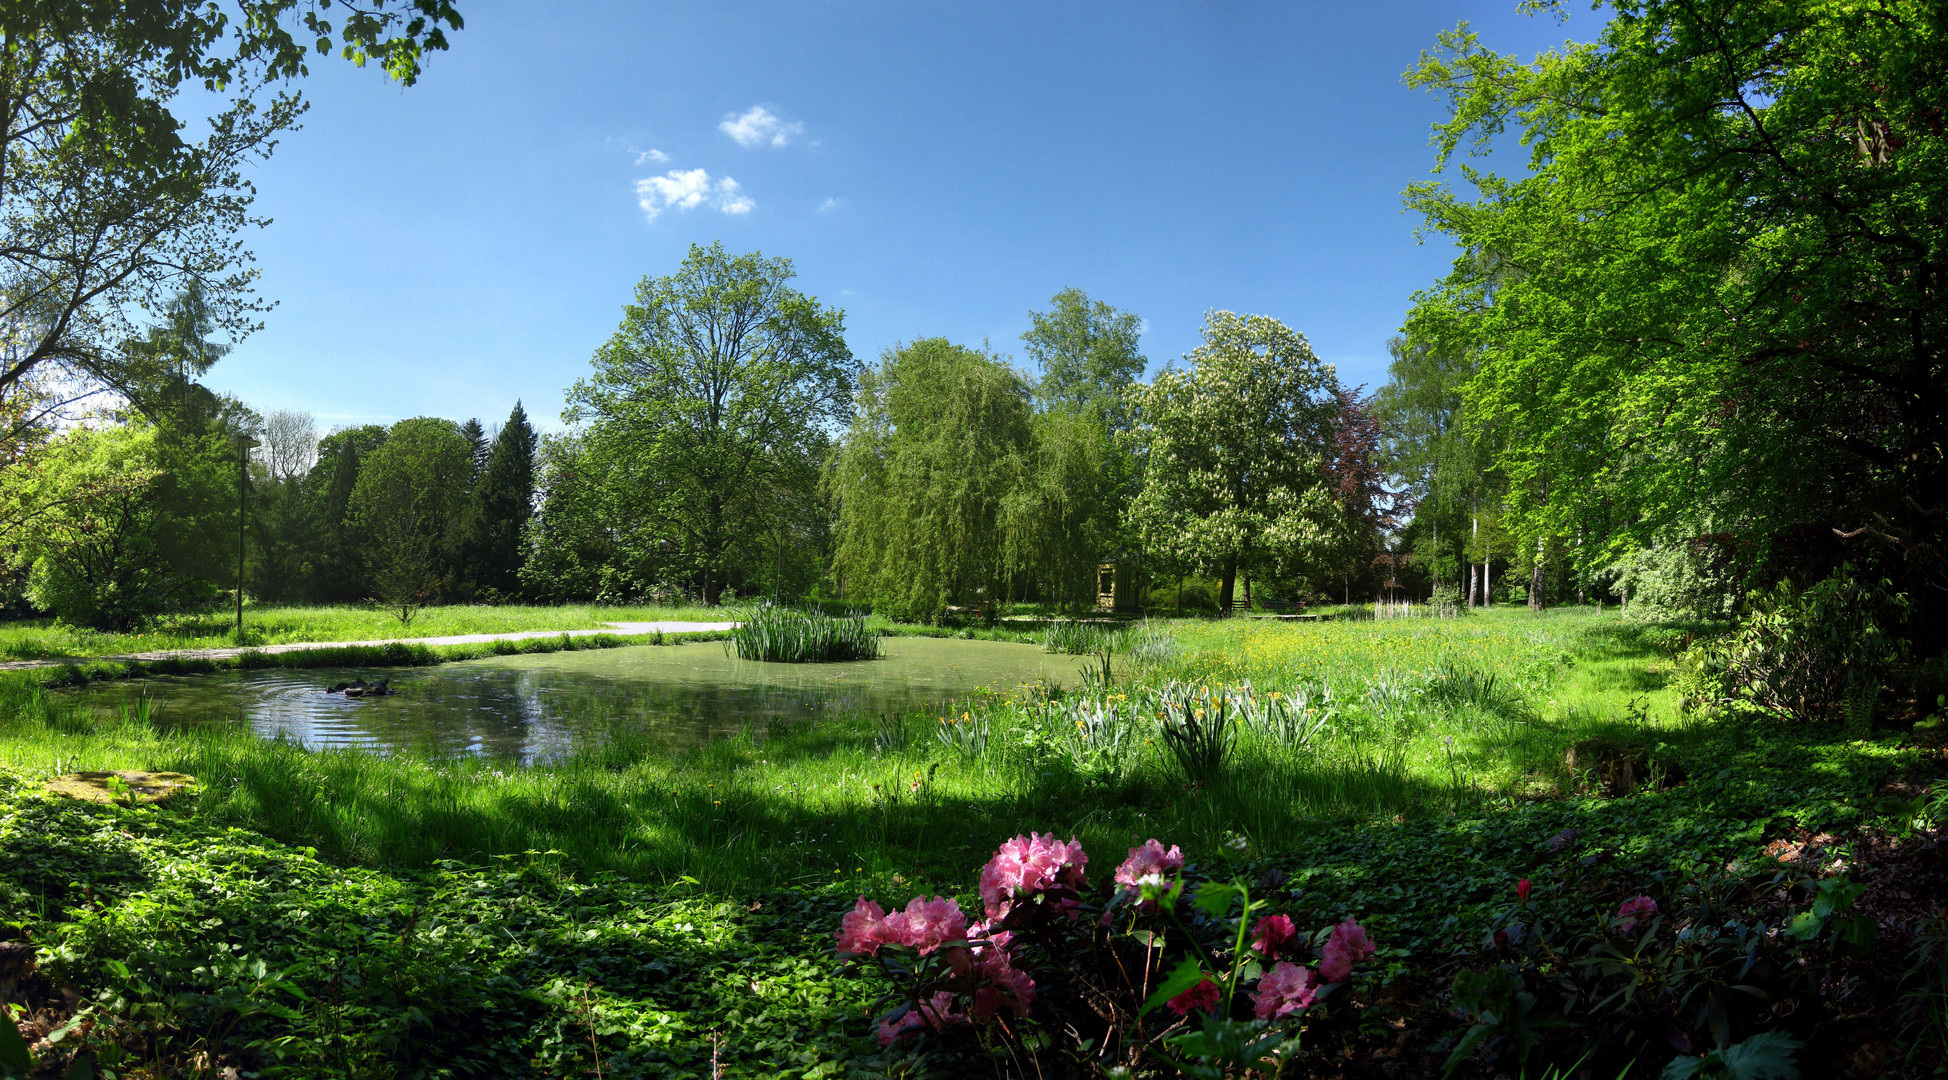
1, 605, 1935, 1077
1, 607, 1699, 888
0, 602, 739, 660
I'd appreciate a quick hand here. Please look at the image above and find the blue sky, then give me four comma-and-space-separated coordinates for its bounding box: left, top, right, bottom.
205, 1, 1606, 432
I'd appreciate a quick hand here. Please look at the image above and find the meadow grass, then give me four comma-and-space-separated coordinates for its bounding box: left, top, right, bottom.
0, 607, 1702, 895
0, 601, 739, 659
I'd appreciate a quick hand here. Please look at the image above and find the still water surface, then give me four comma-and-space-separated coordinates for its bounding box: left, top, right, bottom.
68, 638, 1077, 760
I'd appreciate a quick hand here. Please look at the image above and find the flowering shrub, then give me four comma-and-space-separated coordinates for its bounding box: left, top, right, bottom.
835, 890, 1036, 1045
1440, 866, 1876, 1077
979, 832, 1087, 921
837, 832, 1380, 1073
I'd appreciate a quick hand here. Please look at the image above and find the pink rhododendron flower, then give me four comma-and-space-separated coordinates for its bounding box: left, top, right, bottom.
1616, 895, 1658, 932
1114, 839, 1185, 897
1517, 878, 1531, 902
839, 895, 969, 957
1319, 917, 1375, 982
1252, 914, 1298, 958
836, 896, 893, 956
1252, 962, 1319, 1020
970, 947, 1037, 1022
876, 992, 966, 1045
1166, 977, 1222, 1017
979, 833, 1088, 920
882, 895, 968, 955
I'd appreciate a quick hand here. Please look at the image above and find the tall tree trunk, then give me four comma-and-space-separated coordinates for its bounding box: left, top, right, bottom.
1529, 538, 1546, 611
1484, 560, 1492, 607
1218, 560, 1236, 615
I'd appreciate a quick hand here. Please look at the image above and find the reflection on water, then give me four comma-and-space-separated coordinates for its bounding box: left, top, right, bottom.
66, 638, 1077, 760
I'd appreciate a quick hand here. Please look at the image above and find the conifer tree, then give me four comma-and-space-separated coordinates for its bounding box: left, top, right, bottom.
466, 402, 538, 597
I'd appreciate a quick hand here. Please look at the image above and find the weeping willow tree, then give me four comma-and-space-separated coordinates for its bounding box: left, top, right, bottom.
827, 339, 1034, 621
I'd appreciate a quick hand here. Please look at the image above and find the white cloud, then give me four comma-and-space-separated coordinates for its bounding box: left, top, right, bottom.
634, 169, 755, 222
634, 148, 670, 165
816, 197, 844, 213
719, 105, 803, 148
715, 178, 754, 215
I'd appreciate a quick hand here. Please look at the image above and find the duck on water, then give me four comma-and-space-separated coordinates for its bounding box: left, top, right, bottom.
325, 678, 391, 698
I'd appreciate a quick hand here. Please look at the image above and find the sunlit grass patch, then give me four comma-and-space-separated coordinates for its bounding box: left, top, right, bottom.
0, 606, 1717, 894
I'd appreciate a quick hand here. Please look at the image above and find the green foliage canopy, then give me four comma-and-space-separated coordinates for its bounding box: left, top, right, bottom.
0, 0, 461, 407
564, 243, 853, 604
348, 417, 473, 618
829, 339, 1034, 620
1403, 0, 1948, 637
1127, 311, 1344, 607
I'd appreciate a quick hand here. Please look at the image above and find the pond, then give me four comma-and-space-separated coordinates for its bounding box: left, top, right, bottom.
66, 637, 1082, 760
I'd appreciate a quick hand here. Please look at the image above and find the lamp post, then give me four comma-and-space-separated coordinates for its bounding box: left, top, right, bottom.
233, 433, 261, 640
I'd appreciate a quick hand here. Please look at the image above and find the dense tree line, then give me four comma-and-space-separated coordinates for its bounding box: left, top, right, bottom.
1372, 0, 1948, 651
523, 246, 1394, 621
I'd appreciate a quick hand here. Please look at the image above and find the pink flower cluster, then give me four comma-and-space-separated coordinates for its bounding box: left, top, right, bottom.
836, 895, 968, 957
1251, 914, 1297, 959
876, 992, 963, 1044
980, 833, 1088, 921
1112, 839, 1185, 909
845, 836, 1062, 1046
1166, 978, 1221, 1016
1615, 895, 1658, 932
1253, 962, 1318, 1019
1246, 916, 1375, 1021
1319, 917, 1375, 982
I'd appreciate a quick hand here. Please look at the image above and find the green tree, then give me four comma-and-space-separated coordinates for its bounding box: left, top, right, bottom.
1012, 289, 1148, 611
9, 412, 236, 629
519, 433, 618, 602
461, 401, 537, 599
1005, 409, 1121, 611
0, 1, 460, 410
348, 417, 471, 620
1127, 311, 1343, 611
12, 423, 169, 629
1021, 287, 1147, 431
829, 339, 1034, 621
565, 243, 853, 604
304, 425, 387, 601
1403, 0, 1948, 637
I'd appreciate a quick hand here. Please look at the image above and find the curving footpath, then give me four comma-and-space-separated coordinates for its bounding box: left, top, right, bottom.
0, 621, 738, 672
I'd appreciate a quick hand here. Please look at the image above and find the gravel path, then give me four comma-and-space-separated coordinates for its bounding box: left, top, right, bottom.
0, 621, 738, 671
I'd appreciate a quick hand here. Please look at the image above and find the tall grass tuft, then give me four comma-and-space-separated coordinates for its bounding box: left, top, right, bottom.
1155, 680, 1236, 786
728, 604, 881, 663
1041, 621, 1122, 656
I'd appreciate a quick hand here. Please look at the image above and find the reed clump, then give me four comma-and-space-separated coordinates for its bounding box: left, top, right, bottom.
729, 604, 881, 662
1040, 620, 1122, 655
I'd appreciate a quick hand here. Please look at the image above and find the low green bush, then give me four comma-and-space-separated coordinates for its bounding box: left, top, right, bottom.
1696, 567, 1908, 725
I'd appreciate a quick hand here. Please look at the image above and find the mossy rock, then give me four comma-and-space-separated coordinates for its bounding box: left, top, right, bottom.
46, 770, 197, 805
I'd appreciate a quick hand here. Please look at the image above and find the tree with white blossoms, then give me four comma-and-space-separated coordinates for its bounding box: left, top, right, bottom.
1128, 311, 1343, 611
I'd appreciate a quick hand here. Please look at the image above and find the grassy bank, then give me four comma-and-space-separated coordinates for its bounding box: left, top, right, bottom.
0, 602, 738, 660
2, 610, 1727, 888
17, 628, 736, 689
3, 608, 1941, 1077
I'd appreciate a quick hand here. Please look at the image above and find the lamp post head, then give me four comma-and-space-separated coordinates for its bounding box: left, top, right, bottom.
233, 433, 262, 451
